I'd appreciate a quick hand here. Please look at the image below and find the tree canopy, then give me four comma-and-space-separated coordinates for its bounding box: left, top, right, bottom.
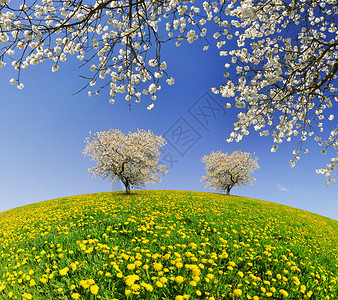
201, 150, 260, 195
83, 128, 168, 194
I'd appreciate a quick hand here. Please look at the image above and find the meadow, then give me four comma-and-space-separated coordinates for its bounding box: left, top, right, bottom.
0, 190, 337, 300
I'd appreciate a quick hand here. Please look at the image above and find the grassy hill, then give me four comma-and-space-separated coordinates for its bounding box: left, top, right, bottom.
0, 190, 337, 300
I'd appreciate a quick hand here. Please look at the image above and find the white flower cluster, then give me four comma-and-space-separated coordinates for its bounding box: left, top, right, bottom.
200, 150, 260, 194
83, 128, 168, 193
0, 0, 217, 110
210, 0, 338, 185
0, 0, 337, 184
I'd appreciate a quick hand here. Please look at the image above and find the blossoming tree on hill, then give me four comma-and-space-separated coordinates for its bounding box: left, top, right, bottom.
201, 150, 259, 195
83, 128, 168, 194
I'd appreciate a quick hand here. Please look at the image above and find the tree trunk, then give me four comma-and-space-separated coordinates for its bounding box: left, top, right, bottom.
226, 186, 231, 195
125, 180, 131, 195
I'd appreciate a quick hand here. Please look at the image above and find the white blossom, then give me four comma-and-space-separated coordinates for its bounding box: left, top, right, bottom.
148, 83, 157, 94
166, 77, 175, 85
160, 62, 167, 70
52, 65, 59, 72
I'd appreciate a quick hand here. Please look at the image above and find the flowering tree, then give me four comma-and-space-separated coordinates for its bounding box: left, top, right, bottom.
83, 128, 168, 194
0, 0, 337, 184
201, 150, 259, 195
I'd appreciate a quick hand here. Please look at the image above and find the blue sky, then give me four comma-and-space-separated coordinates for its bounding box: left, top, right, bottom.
1, 34, 337, 221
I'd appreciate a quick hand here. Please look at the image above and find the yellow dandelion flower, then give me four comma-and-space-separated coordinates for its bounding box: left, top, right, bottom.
143, 264, 149, 270
59, 267, 69, 276
160, 277, 168, 283
71, 293, 81, 299
127, 263, 136, 270
266, 292, 273, 297
40, 277, 47, 284
300, 285, 306, 293
134, 260, 142, 267
125, 289, 132, 296
175, 296, 184, 300
143, 283, 153, 291
189, 243, 197, 249
131, 284, 140, 291
253, 296, 259, 300
153, 262, 163, 271
29, 279, 36, 286
79, 280, 90, 289
233, 289, 242, 296
238, 271, 244, 277
156, 281, 163, 288
293, 276, 300, 285
125, 276, 136, 286
196, 290, 202, 296
190, 280, 197, 286
90, 285, 99, 295
175, 276, 184, 283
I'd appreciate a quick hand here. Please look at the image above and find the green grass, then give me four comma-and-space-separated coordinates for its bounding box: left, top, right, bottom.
0, 190, 337, 300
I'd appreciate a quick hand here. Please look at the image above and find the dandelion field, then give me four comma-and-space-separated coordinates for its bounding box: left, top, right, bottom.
0, 190, 337, 300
